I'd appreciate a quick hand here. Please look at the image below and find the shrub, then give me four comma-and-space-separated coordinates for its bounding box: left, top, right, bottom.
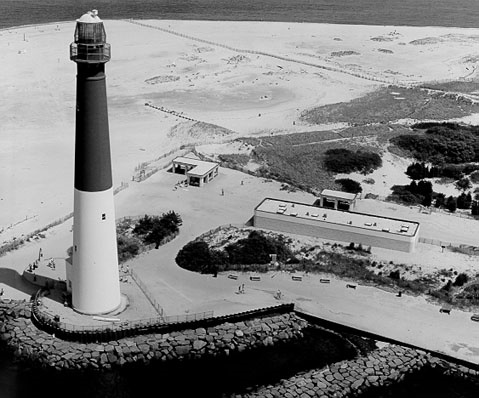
391, 123, 479, 165
434, 193, 446, 208
388, 270, 401, 280
446, 196, 457, 213
133, 215, 156, 236
441, 280, 453, 291
470, 171, 479, 183
133, 211, 182, 248
453, 273, 469, 287
457, 192, 472, 209
176, 241, 215, 273
455, 177, 472, 192
323, 148, 382, 174
335, 178, 362, 194
225, 231, 293, 265
117, 235, 141, 263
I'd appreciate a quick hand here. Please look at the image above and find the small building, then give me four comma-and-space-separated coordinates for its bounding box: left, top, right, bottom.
171, 156, 219, 187
254, 198, 420, 252
316, 189, 357, 211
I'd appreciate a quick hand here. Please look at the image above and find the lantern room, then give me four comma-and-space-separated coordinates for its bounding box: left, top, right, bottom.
70, 10, 111, 63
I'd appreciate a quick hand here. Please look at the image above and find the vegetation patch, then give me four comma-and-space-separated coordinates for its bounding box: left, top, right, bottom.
330, 50, 360, 57
217, 153, 250, 168
335, 178, 362, 194
175, 230, 294, 274
117, 212, 182, 262
421, 80, 479, 94
388, 180, 433, 206
239, 126, 396, 193
300, 86, 479, 125
176, 227, 475, 309
391, 123, 479, 164
324, 148, 382, 174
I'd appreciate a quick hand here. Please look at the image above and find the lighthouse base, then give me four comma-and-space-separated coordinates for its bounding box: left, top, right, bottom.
71, 187, 121, 315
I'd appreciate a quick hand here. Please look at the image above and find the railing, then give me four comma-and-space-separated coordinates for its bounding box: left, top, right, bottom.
129, 269, 164, 317
30, 288, 293, 343
70, 42, 111, 63
0, 181, 128, 258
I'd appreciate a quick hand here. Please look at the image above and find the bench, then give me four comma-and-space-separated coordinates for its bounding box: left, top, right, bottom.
227, 274, 238, 280
250, 276, 261, 281
346, 284, 357, 289
320, 279, 331, 284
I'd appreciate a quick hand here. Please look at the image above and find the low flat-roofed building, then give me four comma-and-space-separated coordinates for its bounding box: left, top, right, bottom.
254, 198, 420, 252
172, 156, 219, 187
316, 189, 357, 211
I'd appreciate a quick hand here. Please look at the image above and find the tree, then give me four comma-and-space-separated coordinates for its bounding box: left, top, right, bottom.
323, 148, 382, 174
471, 200, 479, 216
434, 193, 445, 208
144, 224, 169, 249
457, 192, 472, 209
446, 196, 457, 213
455, 177, 472, 192
117, 235, 140, 263
453, 273, 469, 287
133, 215, 157, 236
225, 231, 292, 265
406, 162, 429, 180
335, 178, 362, 194
133, 212, 182, 248
176, 241, 213, 273
417, 180, 433, 206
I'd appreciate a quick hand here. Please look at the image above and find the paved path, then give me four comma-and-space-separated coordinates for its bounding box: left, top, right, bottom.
132, 240, 479, 365
2, 168, 479, 366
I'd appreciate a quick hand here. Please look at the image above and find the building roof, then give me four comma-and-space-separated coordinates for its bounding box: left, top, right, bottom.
320, 189, 357, 201
173, 156, 218, 177
255, 198, 419, 237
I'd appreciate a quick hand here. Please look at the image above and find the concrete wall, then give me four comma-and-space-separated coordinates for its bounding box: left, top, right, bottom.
254, 211, 418, 252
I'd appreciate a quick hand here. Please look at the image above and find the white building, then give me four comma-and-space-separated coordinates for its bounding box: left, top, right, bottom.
254, 198, 420, 252
171, 156, 219, 187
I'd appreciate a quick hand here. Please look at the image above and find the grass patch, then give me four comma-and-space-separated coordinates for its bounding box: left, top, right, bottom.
301, 86, 479, 125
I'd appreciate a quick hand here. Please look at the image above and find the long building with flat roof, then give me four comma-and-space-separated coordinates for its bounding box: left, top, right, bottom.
254, 198, 420, 252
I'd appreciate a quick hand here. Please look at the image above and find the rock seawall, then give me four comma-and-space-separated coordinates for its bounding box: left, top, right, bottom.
239, 344, 479, 397
0, 300, 307, 370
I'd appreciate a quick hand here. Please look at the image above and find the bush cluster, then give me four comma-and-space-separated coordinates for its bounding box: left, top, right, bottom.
406, 162, 479, 181
175, 231, 294, 273
392, 123, 479, 165
323, 148, 382, 174
116, 212, 182, 262
133, 212, 182, 249
335, 178, 362, 194
388, 180, 433, 206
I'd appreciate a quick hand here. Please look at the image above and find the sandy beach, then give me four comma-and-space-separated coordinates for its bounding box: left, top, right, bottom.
2, 19, 479, 365
2, 19, 479, 241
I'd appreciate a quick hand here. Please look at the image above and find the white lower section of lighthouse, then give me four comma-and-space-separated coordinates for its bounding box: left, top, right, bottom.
71, 187, 121, 314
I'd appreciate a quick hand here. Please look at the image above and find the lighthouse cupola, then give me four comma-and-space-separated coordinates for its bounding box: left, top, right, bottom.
70, 10, 110, 63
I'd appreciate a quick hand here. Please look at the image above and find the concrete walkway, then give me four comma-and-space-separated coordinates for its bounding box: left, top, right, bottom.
2, 167, 479, 366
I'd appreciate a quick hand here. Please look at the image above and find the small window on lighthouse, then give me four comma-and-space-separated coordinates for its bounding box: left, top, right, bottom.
102, 213, 106, 220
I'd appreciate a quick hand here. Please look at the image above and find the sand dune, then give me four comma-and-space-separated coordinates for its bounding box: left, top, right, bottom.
1, 19, 479, 243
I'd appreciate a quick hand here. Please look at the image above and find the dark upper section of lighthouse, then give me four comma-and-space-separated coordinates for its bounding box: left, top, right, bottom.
70, 10, 110, 63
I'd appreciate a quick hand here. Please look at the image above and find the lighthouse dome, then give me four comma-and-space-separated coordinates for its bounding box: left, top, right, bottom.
77, 10, 102, 23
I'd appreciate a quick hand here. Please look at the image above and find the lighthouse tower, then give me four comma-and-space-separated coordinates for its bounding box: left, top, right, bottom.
69, 10, 121, 314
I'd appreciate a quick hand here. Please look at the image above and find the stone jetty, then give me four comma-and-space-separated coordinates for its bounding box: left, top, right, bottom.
239, 344, 479, 397
0, 300, 307, 370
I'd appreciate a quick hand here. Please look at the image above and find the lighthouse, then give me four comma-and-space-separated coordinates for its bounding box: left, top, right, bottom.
69, 10, 121, 314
